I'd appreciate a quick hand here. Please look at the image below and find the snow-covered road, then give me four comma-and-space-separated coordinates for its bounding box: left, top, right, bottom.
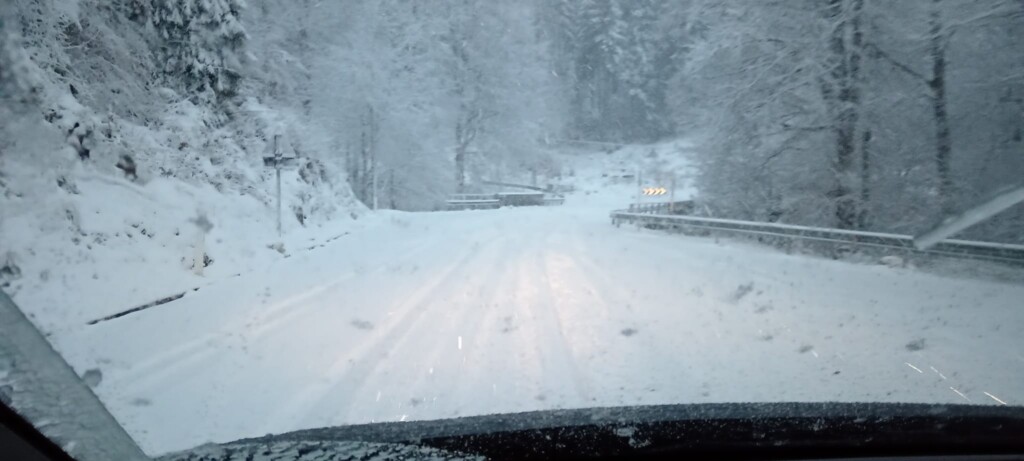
53, 202, 1024, 456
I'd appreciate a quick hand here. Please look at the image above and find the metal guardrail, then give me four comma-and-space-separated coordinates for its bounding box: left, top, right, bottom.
611, 203, 1024, 265
480, 180, 551, 193
627, 200, 696, 215
447, 192, 564, 210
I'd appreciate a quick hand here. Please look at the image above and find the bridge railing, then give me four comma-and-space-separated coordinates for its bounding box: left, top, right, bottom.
611, 204, 1024, 266
446, 194, 501, 210
447, 191, 564, 210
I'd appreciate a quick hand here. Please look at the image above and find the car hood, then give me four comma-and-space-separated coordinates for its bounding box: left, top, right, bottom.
159, 402, 1024, 460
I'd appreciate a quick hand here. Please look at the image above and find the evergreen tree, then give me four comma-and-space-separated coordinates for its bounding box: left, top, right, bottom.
563, 0, 670, 142
150, 0, 247, 104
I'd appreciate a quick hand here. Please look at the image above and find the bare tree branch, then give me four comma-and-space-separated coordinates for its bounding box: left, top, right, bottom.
864, 42, 929, 85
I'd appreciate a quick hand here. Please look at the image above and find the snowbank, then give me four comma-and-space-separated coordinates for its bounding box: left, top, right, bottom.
2, 166, 363, 334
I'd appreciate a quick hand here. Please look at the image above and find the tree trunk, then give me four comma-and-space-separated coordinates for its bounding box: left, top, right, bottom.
454, 102, 481, 193
858, 129, 872, 228
366, 105, 377, 206
388, 169, 397, 209
345, 142, 354, 192
850, 0, 868, 227
825, 0, 863, 229
357, 127, 366, 201
454, 120, 466, 192
354, 105, 377, 206
929, 0, 954, 215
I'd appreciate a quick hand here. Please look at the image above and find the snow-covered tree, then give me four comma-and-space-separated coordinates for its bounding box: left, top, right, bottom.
149, 0, 248, 104
549, 0, 673, 142
674, 0, 1024, 240
287, 0, 564, 206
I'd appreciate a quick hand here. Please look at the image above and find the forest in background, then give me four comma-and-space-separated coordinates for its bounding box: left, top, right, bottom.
1, 0, 1022, 240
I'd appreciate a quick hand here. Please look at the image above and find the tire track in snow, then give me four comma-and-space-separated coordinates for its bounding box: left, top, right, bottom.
520, 235, 594, 406
259, 231, 511, 430
560, 241, 712, 402
334, 232, 525, 424
107, 236, 442, 393
556, 218, 795, 403
437, 230, 564, 416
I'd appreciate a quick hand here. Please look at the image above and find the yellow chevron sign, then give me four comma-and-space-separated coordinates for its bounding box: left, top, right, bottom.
643, 187, 667, 196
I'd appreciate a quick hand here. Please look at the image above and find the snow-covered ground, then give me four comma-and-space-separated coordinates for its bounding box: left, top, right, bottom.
44, 150, 1024, 455
2, 165, 363, 334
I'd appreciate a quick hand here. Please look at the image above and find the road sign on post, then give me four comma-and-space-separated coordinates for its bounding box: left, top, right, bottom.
263, 135, 298, 237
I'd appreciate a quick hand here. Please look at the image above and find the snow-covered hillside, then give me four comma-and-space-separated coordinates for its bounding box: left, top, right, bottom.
3, 171, 366, 334
1, 1, 364, 333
